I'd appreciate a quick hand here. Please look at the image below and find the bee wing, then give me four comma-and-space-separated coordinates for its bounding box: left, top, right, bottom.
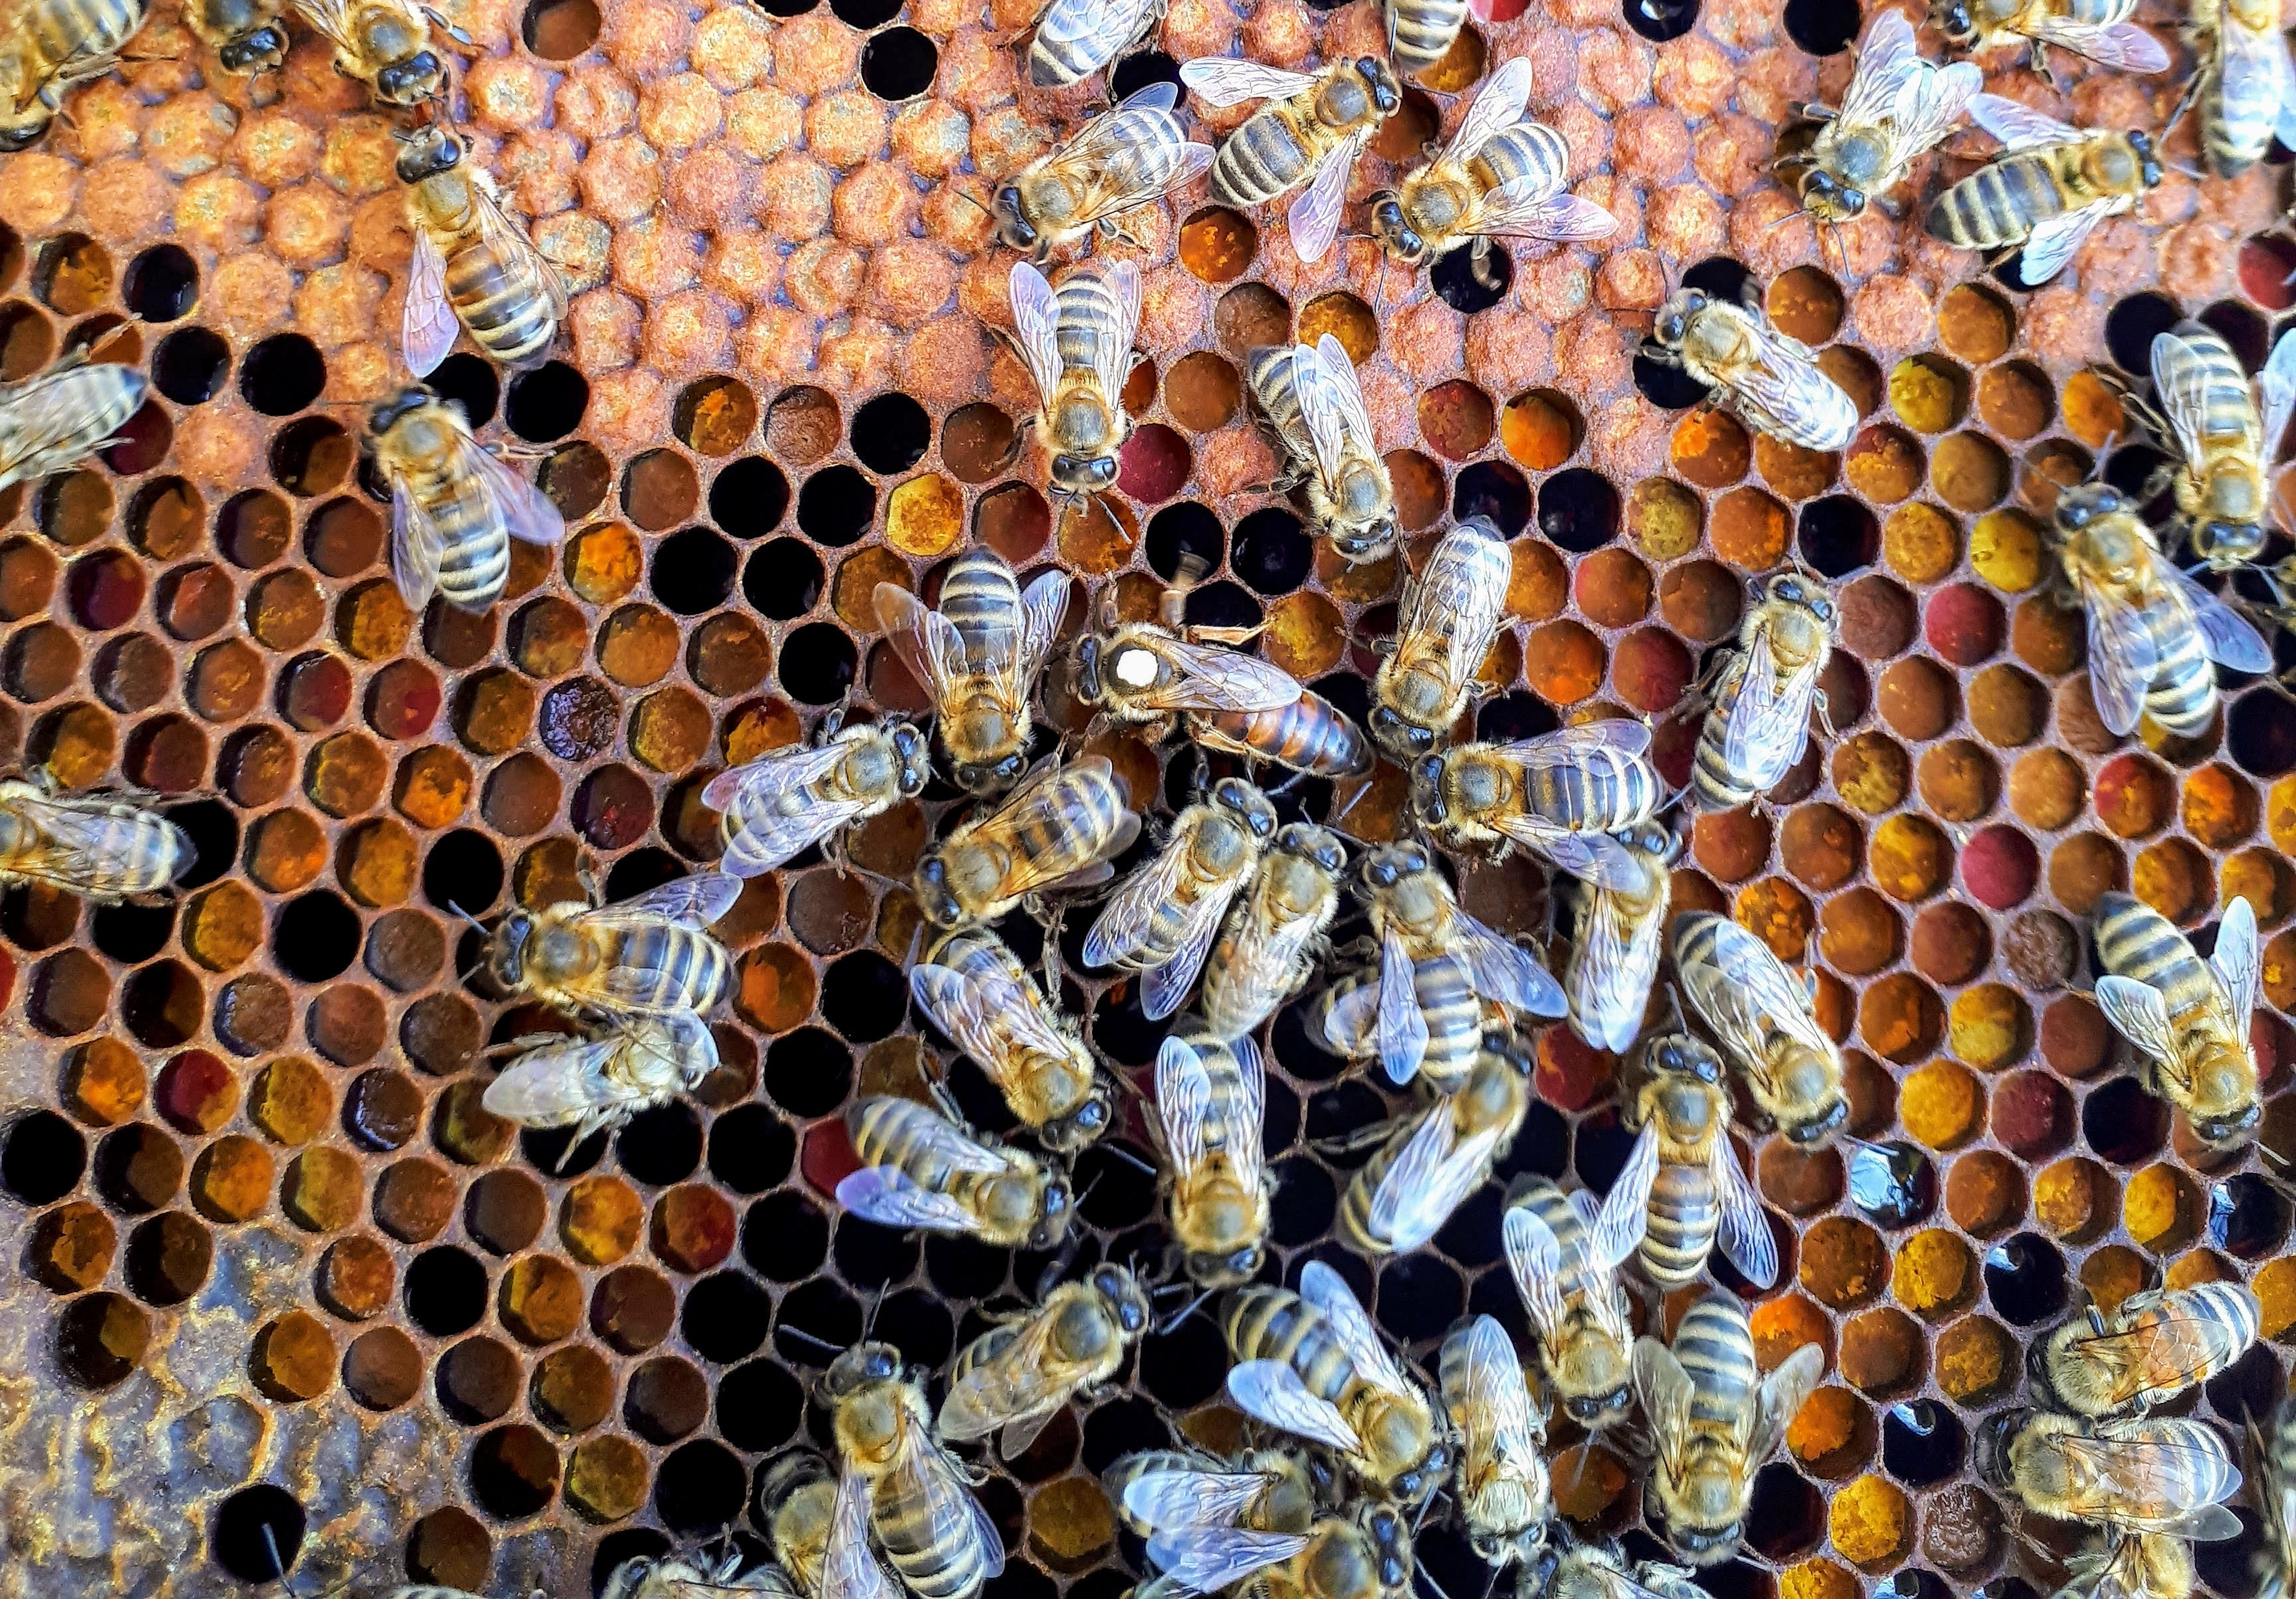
2073, 579, 2161, 736
1727, 326, 1858, 454
1008, 262, 1068, 407
472, 179, 569, 320
1030, 0, 1155, 82
1478, 187, 1620, 243
873, 583, 969, 703
1177, 57, 1317, 108
0, 793, 189, 892
402, 227, 458, 379
1377, 929, 1433, 1083
1632, 1339, 1696, 1470
708, 745, 874, 876
1888, 54, 1983, 157
2210, 893, 2261, 1033
2026, 14, 2169, 70
455, 433, 567, 547
1587, 1123, 1659, 1271
1440, 56, 1535, 166
938, 1309, 1073, 1446
1501, 1202, 1567, 1335
482, 1036, 621, 1127
1145, 1529, 1313, 1595
2218, 18, 2288, 145
591, 870, 743, 931
1286, 127, 1372, 264
1711, 1134, 1779, 1289
1092, 259, 1144, 404
1452, 907, 1569, 1018
1320, 979, 1379, 1055
2063, 1422, 2242, 1534
1084, 832, 1196, 969
1153, 1033, 1214, 1177
2068, 1290, 2256, 1402
1749, 1343, 1826, 1460
2151, 333, 2219, 468
824, 1464, 901, 1599
1018, 571, 1074, 680
1681, 917, 1834, 1062
889, 1434, 1008, 1578
387, 476, 446, 609
912, 962, 1066, 1085
835, 1164, 989, 1233
1119, 1467, 1276, 1534
289, 0, 359, 50
1832, 6, 1922, 127
1299, 1259, 1415, 1399
1484, 731, 1654, 891
2014, 202, 2109, 288
1404, 523, 1513, 697
1143, 895, 1234, 1021
2258, 328, 2296, 454
1369, 1102, 1491, 1252
2094, 974, 2178, 1064
1446, 1315, 1544, 1481
1061, 93, 1218, 224
1226, 1359, 1363, 1453
1296, 337, 1364, 491
1719, 622, 1820, 785
1133, 635, 1305, 713
1965, 91, 2077, 152
2162, 563, 2273, 672
1571, 885, 1665, 1052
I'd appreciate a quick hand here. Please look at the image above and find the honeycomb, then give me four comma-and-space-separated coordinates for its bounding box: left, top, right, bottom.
1, 0, 2295, 1589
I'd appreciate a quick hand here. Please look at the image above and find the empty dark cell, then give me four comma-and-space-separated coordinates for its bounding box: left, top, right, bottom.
437, 1337, 521, 1424
519, 1125, 608, 1178
710, 1103, 795, 1194
1090, 983, 1172, 1070
1782, 0, 1860, 49
1982, 1232, 2067, 1326
1415, 1523, 1484, 1599
1230, 508, 1312, 595
744, 538, 824, 620
405, 1246, 489, 1337
2230, 690, 2296, 777
627, 1357, 711, 1443
1975, 1582, 2038, 1599
763, 1028, 852, 1117
1495, 1101, 1569, 1182
1739, 1461, 1824, 1562
779, 622, 859, 706
982, 1561, 1052, 1599
593, 1533, 675, 1599
1849, 1141, 1936, 1228
2081, 1076, 2168, 1164
273, 891, 360, 982
821, 951, 906, 1043
161, 799, 238, 889
942, 1052, 1020, 1139
2196, 1511, 2265, 1599
1634, 345, 1712, 409
925, 1232, 1007, 1299
1181, 579, 1261, 634
1430, 245, 1512, 314
831, 0, 901, 24
1304, 1082, 1391, 1165
1269, 994, 1349, 1082
1886, 1576, 1949, 1599
745, 1189, 832, 1282
876, 1287, 956, 1370
1373, 1253, 1461, 1343
1454, 460, 1533, 538
652, 525, 739, 614
1623, 0, 1698, 38
1537, 467, 1620, 552
501, 360, 588, 442
851, 392, 931, 473
121, 961, 202, 1049
1146, 501, 1226, 581
1798, 496, 1880, 577
718, 1358, 803, 1453
239, 333, 326, 416
426, 353, 500, 432
617, 1101, 703, 1186
795, 464, 875, 548
775, 1278, 863, 1366
1075, 1141, 1159, 1230
1433, 1183, 1503, 1264
1082, 1393, 1171, 1475
2205, 1341, 2283, 1427
1266, 1155, 1335, 1245
1573, 1113, 1636, 1193
1681, 256, 1755, 302
2209, 1173, 2287, 1259
211, 1484, 304, 1583
91, 898, 174, 965
3, 1108, 86, 1204
2102, 443, 2173, 508
468, 1425, 559, 1520
714, 456, 793, 537
1137, 1301, 1226, 1408
832, 1206, 921, 1287
682, 1270, 774, 1364
1111, 49, 1183, 101
859, 25, 936, 98
1477, 690, 1560, 743
153, 327, 229, 405
423, 829, 506, 918
124, 244, 199, 322
2101, 293, 2182, 375
1881, 1400, 1965, 1485
1261, 1076, 1300, 1149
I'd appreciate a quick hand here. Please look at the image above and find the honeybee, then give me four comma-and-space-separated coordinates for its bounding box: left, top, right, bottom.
708, 718, 930, 878
876, 551, 1070, 795
2128, 324, 2296, 571
990, 83, 1214, 258
2182, 0, 2296, 177
1643, 290, 1857, 456
2249, 1389, 2296, 1599
1933, 0, 2169, 72
1438, 1314, 1550, 1568
1522, 1542, 1707, 1599
488, 871, 739, 1030
1672, 911, 1846, 1148
1142, 1504, 1414, 1599
1008, 258, 1141, 502
398, 124, 567, 377
1370, 517, 1512, 759
2093, 891, 2262, 1147
761, 1451, 848, 1599
1198, 823, 1347, 1043
1562, 820, 1679, 1055
1634, 1294, 1825, 1566
1248, 335, 1397, 565
1502, 1178, 1647, 1428
939, 1264, 1151, 1458
185, 0, 287, 73
1107, 1448, 1321, 1545
1368, 58, 1616, 277
1925, 98, 2162, 288
1977, 1410, 2243, 1542
2051, 484, 2271, 739
1621, 1026, 1778, 1291
1223, 1260, 1452, 1505
293, 0, 450, 105
365, 384, 565, 613
825, 1343, 1006, 1599
1320, 842, 1567, 1090
0, 357, 148, 490
2033, 1281, 2262, 1417
1408, 721, 1663, 880
1193, 687, 1374, 780
838, 1095, 1074, 1250
1026, 0, 1159, 88
482, 1016, 718, 1151
1151, 1027, 1271, 1288
1177, 55, 1402, 264
2063, 1533, 2197, 1599
1084, 777, 1278, 1020
0, 775, 191, 901
604, 1554, 799, 1599
0, 0, 146, 149
1074, 566, 1305, 739
1777, 7, 1982, 224
911, 925, 1112, 1152
911, 754, 1141, 932
1339, 1026, 1530, 1256
1687, 572, 1836, 813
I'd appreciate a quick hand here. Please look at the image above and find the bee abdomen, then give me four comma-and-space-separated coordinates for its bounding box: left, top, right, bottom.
1640, 1165, 1719, 1291
1413, 955, 1484, 1093
1055, 273, 1130, 379
2143, 612, 2218, 735
444, 238, 557, 368
2095, 893, 2210, 1002
1689, 664, 1755, 811
1338, 1135, 1400, 1254
875, 1491, 994, 1599
1387, 0, 1469, 71
941, 551, 1023, 658
1224, 1288, 1353, 1399
1927, 153, 2069, 250
1527, 751, 1662, 832
1470, 124, 1568, 196
2204, 35, 2278, 173
403, 462, 513, 610
1214, 110, 1311, 205
1193, 694, 1372, 777
1673, 1297, 1758, 1426
1514, 1178, 1595, 1305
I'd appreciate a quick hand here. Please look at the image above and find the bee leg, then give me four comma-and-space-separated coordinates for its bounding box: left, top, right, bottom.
2028, 39, 2056, 90
1468, 238, 1504, 294
1311, 1114, 1412, 1155
1813, 686, 1838, 743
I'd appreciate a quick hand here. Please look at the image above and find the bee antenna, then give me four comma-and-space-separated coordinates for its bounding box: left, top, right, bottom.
1157, 1285, 1217, 1335
863, 1282, 887, 1338
446, 900, 491, 933
779, 1325, 848, 1355
1098, 1143, 1161, 1176
261, 1525, 299, 1594
1415, 1564, 1457, 1599
952, 187, 997, 219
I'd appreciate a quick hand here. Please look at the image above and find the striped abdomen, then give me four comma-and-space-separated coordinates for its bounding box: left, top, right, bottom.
2204, 17, 2282, 174
941, 550, 1024, 668
0, 363, 148, 490
2095, 893, 2216, 1022
1338, 1110, 1431, 1254
1056, 271, 1130, 384
421, 177, 557, 369
405, 456, 513, 609
1224, 1287, 1355, 1402
2174, 326, 2259, 452
1642, 1161, 1719, 1291
598, 923, 730, 1016
1689, 656, 1757, 810
1213, 106, 1314, 205
1524, 748, 1662, 833
1468, 123, 1567, 199
1674, 1296, 1759, 1436
1328, 955, 1482, 1090
28, 0, 144, 76
873, 1454, 996, 1599
1515, 1178, 1602, 1308
851, 1097, 1004, 1204
2141, 599, 2220, 734
1192, 691, 1371, 777
1387, 0, 1468, 72
1928, 150, 2072, 250
2, 800, 184, 897
1008, 763, 1131, 876
1246, 347, 1317, 470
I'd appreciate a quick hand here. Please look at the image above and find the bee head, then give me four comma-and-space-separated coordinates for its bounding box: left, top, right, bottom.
1212, 777, 1278, 838
1798, 169, 1865, 218
1028, 1171, 1075, 1249
1052, 452, 1120, 493
488, 910, 534, 988
1092, 1264, 1151, 1333
1789, 1091, 1850, 1147
2055, 482, 2121, 529
1931, 0, 1976, 42
220, 23, 289, 71
1565, 1384, 1633, 1422
1361, 1506, 1412, 1586
1367, 191, 1426, 264
368, 384, 438, 438
1672, 1521, 1741, 1560
825, 1341, 903, 1396
377, 49, 446, 105
2190, 1080, 2261, 1146
1972, 1410, 2028, 1491
991, 185, 1040, 252
1652, 1034, 1722, 1083
0, 112, 50, 152
888, 721, 930, 796
1041, 1084, 1113, 1152
1333, 514, 1398, 562
1359, 57, 1403, 114
2194, 519, 2263, 566
1276, 822, 1347, 874
1368, 704, 1435, 758
911, 850, 964, 928
1359, 845, 1411, 891
955, 751, 1029, 795
393, 124, 462, 184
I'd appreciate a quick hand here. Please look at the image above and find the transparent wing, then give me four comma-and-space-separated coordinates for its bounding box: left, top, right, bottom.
1679, 917, 1835, 1060
1295, 340, 1356, 490
874, 583, 968, 702
702, 735, 844, 814
456, 434, 567, 547
1370, 1104, 1492, 1252
1632, 1340, 1695, 1453
1226, 1359, 1362, 1452
1588, 1125, 1658, 1270
1454, 907, 1568, 1017
1123, 634, 1303, 713
2014, 203, 2107, 287
1032, 0, 1155, 74
823, 1463, 901, 1599
473, 181, 568, 320
2212, 894, 2261, 1033
1017, 571, 1073, 680
939, 1311, 1075, 1444
1712, 1136, 1779, 1288
1832, 7, 1923, 127
2057, 1422, 2241, 1533
1729, 328, 1858, 452
1299, 1260, 1413, 1398
1178, 56, 1315, 108
402, 227, 458, 379
1966, 90, 2078, 151
1084, 832, 1199, 969
1481, 189, 1619, 242
1448, 1315, 1543, 1481
1750, 1345, 1826, 1461
388, 480, 445, 608
887, 1436, 1006, 1580
2029, 15, 2169, 69
2259, 328, 2296, 451
1154, 1034, 1216, 1180
482, 1038, 622, 1126
836, 1165, 985, 1233
1008, 262, 1067, 406
1377, 931, 1432, 1084
1286, 128, 1371, 264
1143, 895, 1232, 1021
1402, 525, 1511, 705
911, 963, 1065, 1086
2163, 563, 2273, 672
1092, 260, 1143, 404
1891, 56, 1983, 155
1501, 1202, 1566, 1334
591, 872, 743, 929
2093, 975, 2178, 1064
2075, 580, 2161, 735
707, 745, 870, 876
1119, 1467, 1275, 1533
1440, 56, 1534, 166
1145, 1529, 1311, 1595
288, 0, 358, 49
1720, 624, 1822, 788
1320, 978, 1379, 1055
2151, 333, 2219, 468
